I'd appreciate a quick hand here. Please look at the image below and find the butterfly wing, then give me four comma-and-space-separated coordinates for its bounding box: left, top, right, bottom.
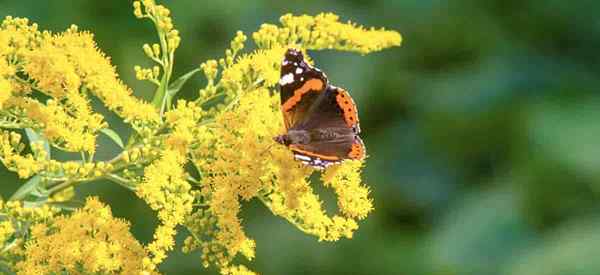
278, 49, 365, 168
289, 85, 365, 167
279, 49, 328, 130
289, 135, 364, 169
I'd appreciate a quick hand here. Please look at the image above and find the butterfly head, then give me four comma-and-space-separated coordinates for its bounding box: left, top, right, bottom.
273, 134, 292, 146
283, 48, 304, 65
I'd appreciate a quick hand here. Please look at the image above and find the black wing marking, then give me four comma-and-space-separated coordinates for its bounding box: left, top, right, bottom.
279, 48, 327, 129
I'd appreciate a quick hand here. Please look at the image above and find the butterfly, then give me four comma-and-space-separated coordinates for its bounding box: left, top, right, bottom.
274, 48, 365, 169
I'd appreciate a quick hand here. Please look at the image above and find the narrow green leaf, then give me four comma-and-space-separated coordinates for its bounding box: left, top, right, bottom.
9, 175, 42, 201
100, 128, 124, 148
48, 200, 84, 211
23, 199, 48, 208
168, 68, 200, 97
25, 128, 50, 160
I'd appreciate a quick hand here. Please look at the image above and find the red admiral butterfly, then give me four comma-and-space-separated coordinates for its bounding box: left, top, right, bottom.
274, 48, 365, 169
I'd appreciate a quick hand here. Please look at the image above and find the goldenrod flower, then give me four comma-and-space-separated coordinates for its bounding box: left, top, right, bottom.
15, 197, 155, 275
136, 148, 193, 269
0, 131, 45, 178
253, 13, 402, 54
0, 220, 15, 245
0, 2, 401, 274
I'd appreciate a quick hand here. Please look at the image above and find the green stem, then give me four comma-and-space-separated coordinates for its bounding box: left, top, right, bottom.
104, 173, 136, 191
150, 17, 173, 115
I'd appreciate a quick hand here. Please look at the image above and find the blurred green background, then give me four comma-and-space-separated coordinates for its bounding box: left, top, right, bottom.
2, 0, 600, 274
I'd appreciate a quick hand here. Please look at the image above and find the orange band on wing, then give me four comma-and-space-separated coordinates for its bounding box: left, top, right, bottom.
335, 89, 359, 128
282, 79, 324, 112
289, 145, 341, 161
348, 142, 365, 160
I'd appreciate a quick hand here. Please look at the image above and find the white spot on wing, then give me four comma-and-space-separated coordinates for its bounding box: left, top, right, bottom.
279, 73, 295, 86
294, 154, 311, 161
295, 68, 303, 74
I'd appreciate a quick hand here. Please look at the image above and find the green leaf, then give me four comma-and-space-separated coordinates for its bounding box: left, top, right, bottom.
9, 175, 43, 201
168, 68, 200, 98
25, 128, 50, 160
48, 200, 84, 211
100, 128, 124, 148
0, 260, 16, 275
23, 198, 48, 208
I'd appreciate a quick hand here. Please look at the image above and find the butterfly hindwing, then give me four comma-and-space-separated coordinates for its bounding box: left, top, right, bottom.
290, 84, 364, 160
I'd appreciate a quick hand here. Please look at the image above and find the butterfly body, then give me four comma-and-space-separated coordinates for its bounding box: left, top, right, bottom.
275, 48, 366, 169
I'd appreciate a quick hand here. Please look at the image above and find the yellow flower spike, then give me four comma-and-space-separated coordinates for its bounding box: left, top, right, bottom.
321, 160, 374, 220
0, 220, 15, 245
253, 12, 401, 54
136, 149, 193, 267
15, 197, 156, 275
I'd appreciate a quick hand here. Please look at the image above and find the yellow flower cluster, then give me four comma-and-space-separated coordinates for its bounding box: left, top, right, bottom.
0, 130, 114, 180
253, 13, 402, 54
133, 0, 182, 113
15, 197, 154, 275
136, 147, 194, 269
0, 17, 37, 122
0, 130, 44, 178
178, 12, 398, 273
322, 161, 373, 219
133, 0, 180, 53
10, 96, 103, 153
0, 219, 14, 247
0, 17, 159, 154
165, 100, 206, 154
0, 199, 58, 264
134, 100, 206, 269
